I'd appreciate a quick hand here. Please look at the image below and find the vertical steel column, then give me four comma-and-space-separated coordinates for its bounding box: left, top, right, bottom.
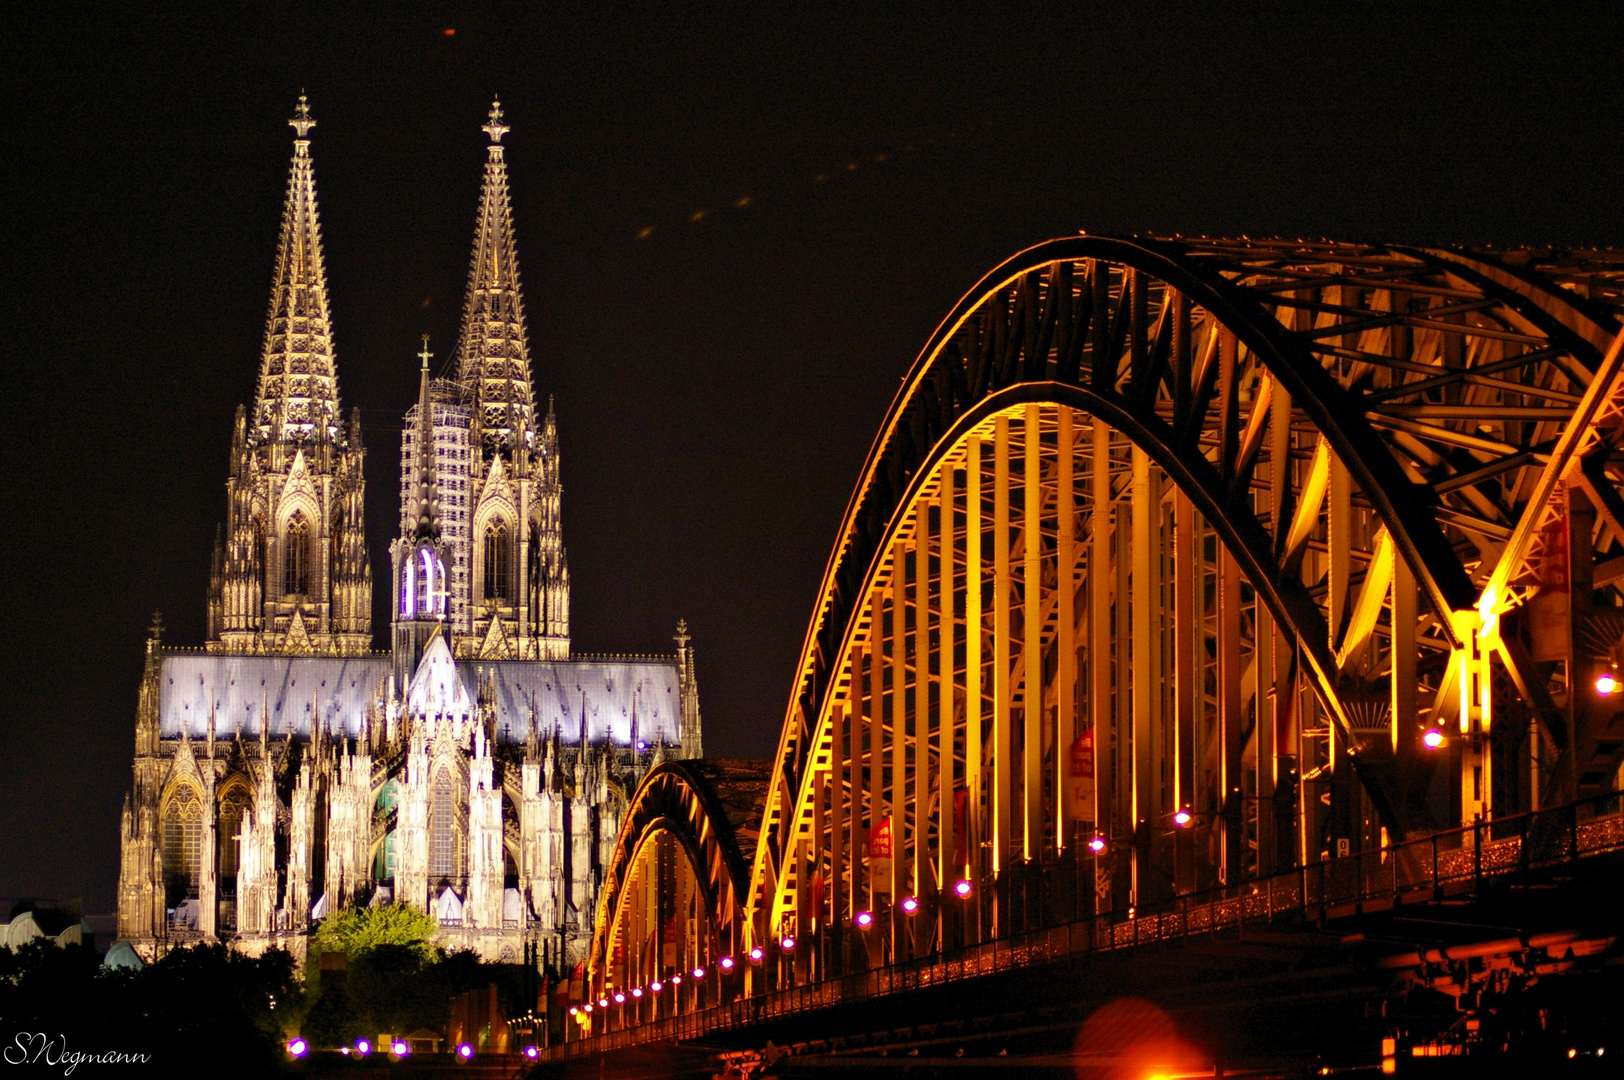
1056, 409, 1076, 854
939, 462, 956, 895
853, 642, 868, 919
1089, 420, 1112, 846
916, 502, 931, 898
832, 699, 846, 943
1173, 492, 1197, 824
869, 613, 885, 904
1217, 546, 1244, 883
966, 440, 983, 884
1327, 454, 1354, 850
993, 417, 1013, 873
891, 545, 907, 903
1024, 404, 1044, 859
1391, 556, 1418, 761
1131, 447, 1160, 902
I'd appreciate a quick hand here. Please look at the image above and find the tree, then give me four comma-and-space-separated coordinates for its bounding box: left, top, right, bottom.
308, 902, 440, 962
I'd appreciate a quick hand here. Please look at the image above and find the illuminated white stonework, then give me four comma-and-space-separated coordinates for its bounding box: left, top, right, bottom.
117, 100, 702, 967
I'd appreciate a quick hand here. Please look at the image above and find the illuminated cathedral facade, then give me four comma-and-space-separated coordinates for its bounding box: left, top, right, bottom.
116, 99, 702, 964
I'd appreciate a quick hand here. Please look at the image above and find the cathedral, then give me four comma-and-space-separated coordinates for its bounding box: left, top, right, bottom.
115, 98, 702, 966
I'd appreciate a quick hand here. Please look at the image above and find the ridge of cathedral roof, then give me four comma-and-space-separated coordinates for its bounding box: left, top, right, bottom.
455, 100, 535, 459
252, 95, 343, 455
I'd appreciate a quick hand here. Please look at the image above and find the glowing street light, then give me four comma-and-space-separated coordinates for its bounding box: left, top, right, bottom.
391, 1040, 409, 1056
631, 987, 644, 998
456, 1043, 474, 1060
1173, 809, 1192, 827
1598, 670, 1619, 696
719, 956, 736, 971
354, 1038, 371, 1056
583, 1003, 593, 1014
953, 879, 973, 898
613, 992, 626, 1004
1088, 835, 1107, 853
650, 981, 663, 993
780, 935, 797, 951
692, 966, 706, 979
899, 896, 920, 915
598, 997, 609, 1008
524, 1046, 540, 1059
287, 1038, 309, 1058
749, 946, 765, 962
568, 1006, 580, 1016
854, 910, 874, 928
1423, 728, 1444, 750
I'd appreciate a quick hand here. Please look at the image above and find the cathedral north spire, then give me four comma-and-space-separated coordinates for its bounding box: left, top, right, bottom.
253, 94, 341, 452
456, 98, 535, 458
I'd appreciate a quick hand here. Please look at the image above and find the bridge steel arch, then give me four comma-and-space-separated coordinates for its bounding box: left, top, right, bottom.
743, 235, 1624, 969
574, 237, 1624, 1021
585, 761, 758, 1010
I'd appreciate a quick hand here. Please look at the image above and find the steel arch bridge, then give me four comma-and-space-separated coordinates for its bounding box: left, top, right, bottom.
577, 236, 1624, 1032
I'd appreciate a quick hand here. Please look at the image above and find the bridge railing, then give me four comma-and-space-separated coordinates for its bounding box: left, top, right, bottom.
544, 792, 1624, 1060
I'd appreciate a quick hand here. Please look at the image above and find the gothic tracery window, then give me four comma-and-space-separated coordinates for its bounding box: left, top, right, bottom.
430, 769, 455, 880
484, 520, 510, 602
285, 512, 311, 595
217, 784, 250, 888
162, 786, 203, 902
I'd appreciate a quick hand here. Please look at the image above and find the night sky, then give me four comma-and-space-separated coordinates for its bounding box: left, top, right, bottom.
3, 2, 1622, 913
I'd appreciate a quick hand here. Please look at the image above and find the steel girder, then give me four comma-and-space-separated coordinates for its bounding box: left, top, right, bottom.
748, 236, 1624, 935
587, 762, 751, 992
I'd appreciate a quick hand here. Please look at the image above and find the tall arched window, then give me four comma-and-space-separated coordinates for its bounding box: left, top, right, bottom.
430, 769, 455, 880
484, 521, 510, 602
217, 784, 250, 888
284, 512, 311, 595
162, 786, 203, 902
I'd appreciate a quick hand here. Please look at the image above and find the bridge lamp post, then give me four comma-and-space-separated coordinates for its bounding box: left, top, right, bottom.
1423, 728, 1445, 750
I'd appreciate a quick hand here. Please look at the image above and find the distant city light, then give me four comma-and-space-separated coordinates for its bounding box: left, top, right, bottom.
1423, 728, 1444, 750
953, 879, 973, 898
391, 1040, 409, 1056
287, 1038, 308, 1058
899, 896, 920, 915
637, 739, 647, 750
855, 910, 874, 928
525, 1046, 540, 1059
355, 1038, 371, 1056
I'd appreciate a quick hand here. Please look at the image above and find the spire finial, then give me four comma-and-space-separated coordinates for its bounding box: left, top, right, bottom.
482, 99, 509, 144
418, 334, 433, 371
289, 93, 316, 141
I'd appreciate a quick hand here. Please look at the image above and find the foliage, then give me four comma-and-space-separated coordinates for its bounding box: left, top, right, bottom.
308, 902, 440, 962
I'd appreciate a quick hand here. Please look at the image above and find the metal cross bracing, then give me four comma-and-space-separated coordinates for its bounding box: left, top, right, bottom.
578, 235, 1624, 1039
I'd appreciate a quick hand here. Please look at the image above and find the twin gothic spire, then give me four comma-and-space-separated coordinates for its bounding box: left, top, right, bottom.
249, 96, 541, 459
457, 100, 538, 458
252, 95, 342, 451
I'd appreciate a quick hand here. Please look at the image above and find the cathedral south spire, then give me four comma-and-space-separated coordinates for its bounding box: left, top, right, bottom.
456, 99, 536, 459
207, 96, 371, 656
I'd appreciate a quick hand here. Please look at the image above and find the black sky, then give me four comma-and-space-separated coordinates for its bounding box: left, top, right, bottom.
3, 1, 1622, 911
